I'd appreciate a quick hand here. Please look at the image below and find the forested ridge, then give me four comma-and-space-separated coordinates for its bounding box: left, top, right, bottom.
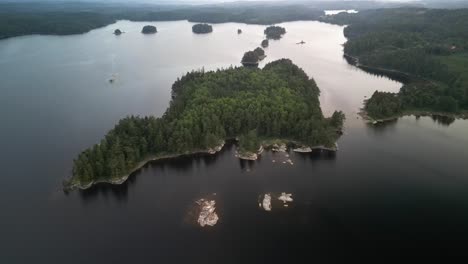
322, 8, 468, 118
66, 59, 344, 189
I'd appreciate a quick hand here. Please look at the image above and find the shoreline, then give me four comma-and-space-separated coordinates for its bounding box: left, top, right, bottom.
236, 140, 338, 161
359, 109, 468, 124
65, 138, 339, 191
64, 141, 226, 192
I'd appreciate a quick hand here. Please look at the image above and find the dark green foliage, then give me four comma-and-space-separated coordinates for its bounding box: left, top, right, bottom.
192, 24, 213, 34
254, 47, 265, 58
241, 51, 260, 66
239, 130, 260, 153
437, 96, 459, 112
264, 26, 286, 40
141, 25, 157, 34
70, 59, 344, 184
324, 8, 468, 113
261, 39, 269, 48
331, 111, 346, 128
365, 91, 402, 119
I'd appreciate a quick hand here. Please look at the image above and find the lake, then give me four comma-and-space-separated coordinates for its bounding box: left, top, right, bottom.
1, 20, 468, 262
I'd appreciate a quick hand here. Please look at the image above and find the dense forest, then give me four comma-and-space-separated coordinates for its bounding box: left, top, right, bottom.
322, 8, 468, 118
66, 59, 344, 189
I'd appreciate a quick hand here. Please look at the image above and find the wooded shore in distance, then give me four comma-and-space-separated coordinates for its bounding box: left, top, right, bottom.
322, 8, 468, 120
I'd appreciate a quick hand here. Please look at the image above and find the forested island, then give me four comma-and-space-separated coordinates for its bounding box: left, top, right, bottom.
264, 26, 286, 40
192, 23, 213, 34
141, 25, 157, 34
64, 59, 344, 190
322, 8, 468, 120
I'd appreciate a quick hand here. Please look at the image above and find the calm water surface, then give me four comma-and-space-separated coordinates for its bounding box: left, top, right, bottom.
1, 20, 468, 262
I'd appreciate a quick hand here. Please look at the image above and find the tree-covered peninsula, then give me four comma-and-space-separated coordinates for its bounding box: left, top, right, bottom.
264, 26, 286, 40
192, 23, 213, 34
65, 59, 344, 190
322, 8, 468, 119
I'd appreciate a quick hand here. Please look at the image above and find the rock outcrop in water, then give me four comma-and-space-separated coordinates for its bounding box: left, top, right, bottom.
261, 39, 269, 48
196, 199, 219, 227
114, 29, 122, 35
141, 25, 157, 34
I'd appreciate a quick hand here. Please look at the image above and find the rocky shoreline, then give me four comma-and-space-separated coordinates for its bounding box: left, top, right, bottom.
65, 138, 339, 191
64, 141, 226, 191
359, 109, 468, 125
236, 140, 338, 161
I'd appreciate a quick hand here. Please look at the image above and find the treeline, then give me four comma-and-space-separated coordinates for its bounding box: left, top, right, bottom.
69, 59, 345, 186
322, 8, 468, 114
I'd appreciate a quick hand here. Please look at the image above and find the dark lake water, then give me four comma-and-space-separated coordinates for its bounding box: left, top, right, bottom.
1, 20, 468, 262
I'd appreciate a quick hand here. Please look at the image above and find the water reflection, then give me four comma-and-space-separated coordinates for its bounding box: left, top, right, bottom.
431, 114, 455, 126
78, 179, 131, 204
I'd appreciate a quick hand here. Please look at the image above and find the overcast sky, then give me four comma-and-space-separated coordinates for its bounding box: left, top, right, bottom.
0, 0, 420, 2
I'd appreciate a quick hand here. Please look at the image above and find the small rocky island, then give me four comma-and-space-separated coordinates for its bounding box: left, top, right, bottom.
141, 25, 157, 34
64, 59, 344, 191
261, 39, 269, 48
238, 29, 242, 34
114, 29, 122, 35
192, 23, 213, 34
264, 26, 286, 40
